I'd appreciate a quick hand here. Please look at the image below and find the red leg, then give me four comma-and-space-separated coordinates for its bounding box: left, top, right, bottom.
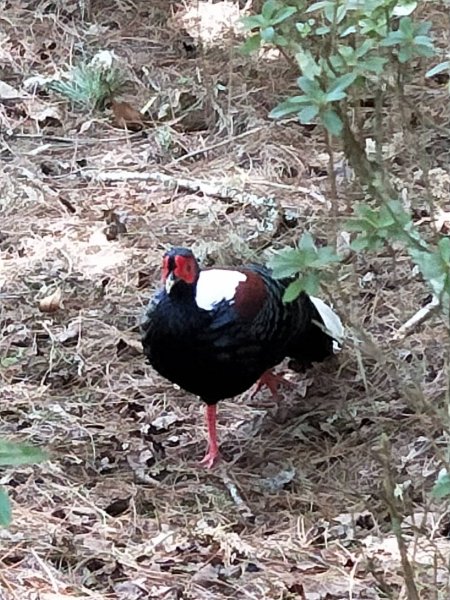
199, 404, 220, 468
250, 369, 295, 400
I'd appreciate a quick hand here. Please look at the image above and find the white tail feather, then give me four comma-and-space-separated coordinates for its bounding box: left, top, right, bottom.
310, 296, 344, 352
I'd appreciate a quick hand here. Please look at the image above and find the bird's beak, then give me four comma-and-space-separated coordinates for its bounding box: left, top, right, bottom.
165, 272, 176, 294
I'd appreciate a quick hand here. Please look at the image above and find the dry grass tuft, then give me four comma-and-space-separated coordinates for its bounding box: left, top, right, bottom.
1, 1, 450, 598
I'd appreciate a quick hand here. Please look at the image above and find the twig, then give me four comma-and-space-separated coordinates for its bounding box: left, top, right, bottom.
165, 125, 265, 166
30, 549, 60, 594
324, 128, 339, 247
80, 168, 276, 206
8, 131, 143, 145
379, 436, 420, 600
393, 296, 440, 340
221, 472, 255, 522
16, 167, 77, 215
247, 179, 329, 204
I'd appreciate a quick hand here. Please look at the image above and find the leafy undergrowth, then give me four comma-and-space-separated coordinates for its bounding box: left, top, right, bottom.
1, 1, 450, 599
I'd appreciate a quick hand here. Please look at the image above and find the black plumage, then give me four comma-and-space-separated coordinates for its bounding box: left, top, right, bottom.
141, 247, 342, 466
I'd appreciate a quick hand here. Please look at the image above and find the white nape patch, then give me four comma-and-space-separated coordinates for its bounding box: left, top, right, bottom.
195, 269, 247, 310
310, 296, 345, 352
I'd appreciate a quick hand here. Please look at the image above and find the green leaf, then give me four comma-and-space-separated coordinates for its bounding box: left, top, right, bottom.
297, 75, 320, 95
315, 25, 331, 35
339, 25, 357, 37
323, 2, 335, 22
328, 72, 357, 96
335, 4, 347, 24
346, 199, 423, 253
268, 249, 303, 279
299, 104, 319, 123
262, 0, 278, 20
296, 21, 313, 37
409, 247, 447, 298
362, 56, 388, 75
399, 16, 414, 36
273, 33, 289, 47
240, 34, 262, 54
432, 469, 450, 499
398, 47, 412, 63
350, 236, 371, 251
296, 50, 321, 78
283, 278, 304, 302
270, 232, 340, 282
310, 246, 341, 267
321, 108, 343, 135
0, 489, 11, 527
241, 14, 266, 29
439, 237, 450, 264
413, 44, 435, 59
49, 62, 125, 110
305, 0, 331, 12
355, 38, 375, 58
269, 96, 309, 119
416, 20, 432, 35
283, 272, 321, 300
261, 26, 275, 42
298, 231, 317, 252
381, 31, 404, 47
271, 6, 297, 24
298, 272, 320, 295
414, 35, 433, 47
0, 441, 47, 467
1, 355, 21, 367
325, 89, 346, 102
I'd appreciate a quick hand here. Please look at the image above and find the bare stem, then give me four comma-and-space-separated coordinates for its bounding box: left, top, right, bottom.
380, 436, 420, 600
324, 129, 339, 248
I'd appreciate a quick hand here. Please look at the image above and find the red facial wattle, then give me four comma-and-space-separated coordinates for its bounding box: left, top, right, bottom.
173, 255, 197, 284
162, 256, 170, 283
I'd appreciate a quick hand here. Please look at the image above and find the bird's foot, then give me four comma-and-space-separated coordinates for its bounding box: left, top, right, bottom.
199, 446, 220, 469
251, 369, 295, 400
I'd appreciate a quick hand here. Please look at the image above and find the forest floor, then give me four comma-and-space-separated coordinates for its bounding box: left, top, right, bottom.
1, 1, 450, 599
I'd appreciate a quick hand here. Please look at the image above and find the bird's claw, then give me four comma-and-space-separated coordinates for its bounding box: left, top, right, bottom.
251, 369, 294, 400
199, 448, 220, 469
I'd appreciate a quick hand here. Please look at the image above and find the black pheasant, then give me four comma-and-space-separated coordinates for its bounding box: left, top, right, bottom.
141, 247, 343, 467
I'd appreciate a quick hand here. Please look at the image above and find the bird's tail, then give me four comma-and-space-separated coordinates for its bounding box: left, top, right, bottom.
287, 295, 344, 366
309, 296, 344, 353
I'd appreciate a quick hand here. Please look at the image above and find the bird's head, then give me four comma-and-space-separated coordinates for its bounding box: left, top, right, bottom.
162, 247, 200, 295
